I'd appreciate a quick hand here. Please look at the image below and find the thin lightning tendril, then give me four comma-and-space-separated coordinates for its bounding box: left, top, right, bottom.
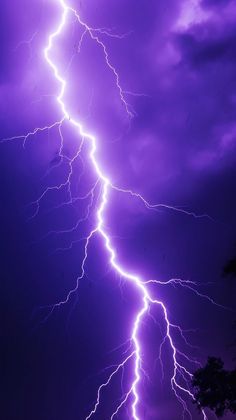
6, 0, 230, 418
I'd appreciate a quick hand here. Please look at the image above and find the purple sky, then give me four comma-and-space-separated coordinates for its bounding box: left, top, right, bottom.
1, 1, 236, 419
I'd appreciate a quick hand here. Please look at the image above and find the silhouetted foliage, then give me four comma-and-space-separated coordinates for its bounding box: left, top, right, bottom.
223, 256, 236, 278
222, 256, 236, 353
192, 357, 236, 417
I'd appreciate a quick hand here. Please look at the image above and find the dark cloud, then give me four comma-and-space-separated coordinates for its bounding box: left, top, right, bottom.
202, 0, 232, 9
176, 26, 236, 67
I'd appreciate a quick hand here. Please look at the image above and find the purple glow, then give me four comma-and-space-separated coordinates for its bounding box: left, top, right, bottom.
41, 1, 219, 418
2, 0, 235, 419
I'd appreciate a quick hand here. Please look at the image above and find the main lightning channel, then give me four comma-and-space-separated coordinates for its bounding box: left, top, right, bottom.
44, 1, 208, 419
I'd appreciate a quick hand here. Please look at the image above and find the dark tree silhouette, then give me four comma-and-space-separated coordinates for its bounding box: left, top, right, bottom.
192, 357, 236, 417
223, 256, 236, 278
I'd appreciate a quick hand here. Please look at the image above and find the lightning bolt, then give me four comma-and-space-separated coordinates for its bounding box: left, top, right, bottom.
5, 0, 231, 419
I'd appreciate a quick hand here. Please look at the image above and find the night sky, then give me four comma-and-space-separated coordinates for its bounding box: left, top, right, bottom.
1, 1, 236, 419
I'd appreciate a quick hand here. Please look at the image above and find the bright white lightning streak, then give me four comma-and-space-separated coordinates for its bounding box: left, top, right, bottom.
41, 1, 212, 419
